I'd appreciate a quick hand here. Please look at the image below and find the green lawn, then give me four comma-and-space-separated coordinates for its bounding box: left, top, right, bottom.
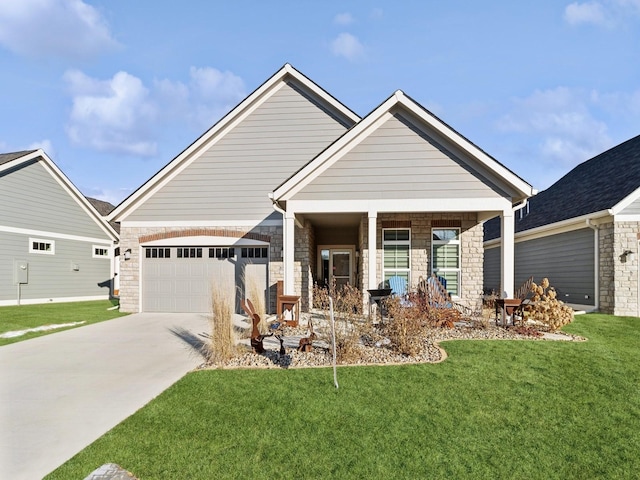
47, 314, 640, 479
0, 300, 128, 346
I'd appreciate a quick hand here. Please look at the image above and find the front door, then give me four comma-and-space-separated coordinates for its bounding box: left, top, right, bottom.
331, 250, 352, 289
319, 247, 353, 290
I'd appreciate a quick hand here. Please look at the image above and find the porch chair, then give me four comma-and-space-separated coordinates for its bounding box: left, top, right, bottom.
417, 275, 475, 318
388, 275, 412, 306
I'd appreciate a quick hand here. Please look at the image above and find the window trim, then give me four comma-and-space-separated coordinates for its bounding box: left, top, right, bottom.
29, 237, 55, 255
431, 227, 461, 297
382, 228, 411, 286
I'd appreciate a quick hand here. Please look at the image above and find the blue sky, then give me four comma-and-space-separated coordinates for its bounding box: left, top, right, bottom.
1, 0, 639, 205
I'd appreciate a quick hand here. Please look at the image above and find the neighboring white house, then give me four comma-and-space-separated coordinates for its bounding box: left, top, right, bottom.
484, 134, 640, 316
109, 64, 535, 314
0, 150, 119, 305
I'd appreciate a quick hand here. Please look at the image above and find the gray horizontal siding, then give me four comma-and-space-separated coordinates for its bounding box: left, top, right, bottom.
128, 82, 351, 222
0, 160, 108, 239
483, 228, 595, 305
620, 196, 640, 215
0, 231, 112, 302
483, 246, 501, 294
292, 113, 502, 202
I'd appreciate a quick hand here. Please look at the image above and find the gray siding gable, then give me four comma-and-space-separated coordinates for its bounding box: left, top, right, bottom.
292, 112, 506, 202
0, 159, 109, 239
620, 195, 640, 215
127, 81, 352, 222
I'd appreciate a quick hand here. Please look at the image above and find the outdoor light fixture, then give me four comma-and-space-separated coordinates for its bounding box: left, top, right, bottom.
124, 248, 132, 260
620, 249, 634, 262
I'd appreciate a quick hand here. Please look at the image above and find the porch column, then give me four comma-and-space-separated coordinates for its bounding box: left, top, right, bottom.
501, 211, 515, 298
368, 211, 377, 290
284, 211, 296, 295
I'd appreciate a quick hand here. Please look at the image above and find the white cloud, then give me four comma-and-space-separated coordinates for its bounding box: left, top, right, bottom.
28, 139, 55, 157
154, 67, 246, 129
331, 33, 365, 61
83, 186, 133, 206
0, 0, 119, 59
333, 12, 354, 25
497, 87, 612, 169
64, 66, 247, 157
64, 69, 158, 156
564, 1, 608, 25
564, 0, 640, 26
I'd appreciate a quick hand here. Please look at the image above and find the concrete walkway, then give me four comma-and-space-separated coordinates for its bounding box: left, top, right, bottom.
0, 312, 209, 480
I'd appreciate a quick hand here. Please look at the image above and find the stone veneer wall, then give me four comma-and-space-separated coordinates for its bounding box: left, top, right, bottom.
597, 220, 639, 316
117, 225, 283, 313
358, 212, 483, 310
598, 221, 615, 314
293, 220, 314, 311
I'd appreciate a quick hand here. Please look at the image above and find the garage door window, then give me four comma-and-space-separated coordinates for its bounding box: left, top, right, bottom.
241, 247, 268, 258
145, 248, 170, 258
209, 247, 235, 259
177, 247, 202, 258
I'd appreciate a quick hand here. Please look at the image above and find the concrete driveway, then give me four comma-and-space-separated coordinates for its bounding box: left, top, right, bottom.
0, 312, 209, 480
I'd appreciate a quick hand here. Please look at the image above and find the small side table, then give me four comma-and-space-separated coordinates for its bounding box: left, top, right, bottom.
495, 298, 522, 327
277, 294, 300, 324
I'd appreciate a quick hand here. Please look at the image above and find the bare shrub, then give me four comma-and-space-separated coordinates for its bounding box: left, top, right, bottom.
384, 297, 427, 356
312, 281, 371, 364
208, 280, 238, 364
528, 278, 574, 331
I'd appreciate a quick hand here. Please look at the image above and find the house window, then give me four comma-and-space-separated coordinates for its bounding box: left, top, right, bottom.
29, 238, 55, 255
93, 246, 111, 258
145, 248, 171, 259
383, 228, 410, 286
209, 247, 235, 259
432, 228, 460, 296
177, 247, 202, 258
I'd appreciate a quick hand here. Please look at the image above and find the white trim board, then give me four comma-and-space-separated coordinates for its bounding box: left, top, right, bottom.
0, 224, 114, 245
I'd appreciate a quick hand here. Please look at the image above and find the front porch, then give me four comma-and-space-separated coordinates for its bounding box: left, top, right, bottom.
290, 211, 488, 313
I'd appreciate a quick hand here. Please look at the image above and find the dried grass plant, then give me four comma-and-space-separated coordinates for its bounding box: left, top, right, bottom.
208, 280, 238, 364
243, 266, 267, 334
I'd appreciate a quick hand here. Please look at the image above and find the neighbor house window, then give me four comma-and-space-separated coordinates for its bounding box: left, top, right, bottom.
383, 228, 410, 286
93, 245, 111, 258
432, 228, 460, 296
29, 238, 55, 255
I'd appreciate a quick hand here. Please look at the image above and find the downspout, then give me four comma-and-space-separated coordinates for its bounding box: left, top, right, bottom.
512, 198, 528, 215
586, 218, 599, 312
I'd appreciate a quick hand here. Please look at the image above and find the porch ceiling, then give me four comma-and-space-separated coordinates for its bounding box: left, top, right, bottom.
301, 212, 363, 228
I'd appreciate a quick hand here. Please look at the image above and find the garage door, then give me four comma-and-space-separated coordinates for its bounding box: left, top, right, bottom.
142, 245, 268, 313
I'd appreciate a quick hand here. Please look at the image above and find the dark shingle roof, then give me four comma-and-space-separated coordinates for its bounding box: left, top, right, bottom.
485, 134, 640, 240
0, 150, 37, 166
86, 197, 120, 234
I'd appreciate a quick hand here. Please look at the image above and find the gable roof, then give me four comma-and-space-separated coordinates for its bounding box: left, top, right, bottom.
109, 63, 360, 222
86, 197, 120, 234
273, 90, 535, 204
484, 133, 640, 240
0, 150, 119, 241
0, 150, 36, 166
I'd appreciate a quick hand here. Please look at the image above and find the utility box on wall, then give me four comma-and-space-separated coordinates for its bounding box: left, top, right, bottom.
14, 260, 29, 284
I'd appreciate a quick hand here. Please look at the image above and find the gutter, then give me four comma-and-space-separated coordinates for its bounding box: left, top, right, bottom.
484, 208, 613, 248
269, 193, 303, 228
